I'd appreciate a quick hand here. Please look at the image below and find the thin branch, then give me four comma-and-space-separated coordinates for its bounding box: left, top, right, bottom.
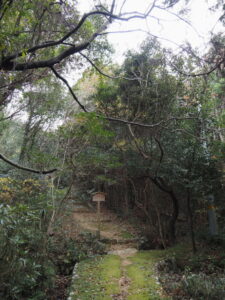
50, 66, 88, 112
0, 153, 57, 174
0, 0, 14, 21
155, 4, 203, 38
154, 137, 164, 164
171, 61, 222, 77
80, 52, 140, 81
119, 0, 127, 14
100, 29, 206, 66
99, 28, 145, 35
154, 137, 164, 176
51, 66, 197, 128
127, 125, 165, 177
80, 52, 118, 80
171, 128, 204, 140
127, 124, 149, 159
0, 107, 26, 121
145, 0, 157, 15
0, 72, 33, 90
107, 115, 197, 128
1, 7, 155, 71
109, 0, 116, 22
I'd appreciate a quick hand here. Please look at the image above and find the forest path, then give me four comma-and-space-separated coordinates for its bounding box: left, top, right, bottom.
66, 202, 169, 300
64, 202, 139, 247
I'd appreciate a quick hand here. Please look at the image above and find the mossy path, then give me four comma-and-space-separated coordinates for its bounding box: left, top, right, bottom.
66, 203, 171, 300
68, 250, 171, 300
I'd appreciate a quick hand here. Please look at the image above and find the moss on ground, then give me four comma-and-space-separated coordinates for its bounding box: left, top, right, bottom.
69, 255, 121, 300
69, 243, 191, 300
120, 231, 134, 239
126, 251, 170, 300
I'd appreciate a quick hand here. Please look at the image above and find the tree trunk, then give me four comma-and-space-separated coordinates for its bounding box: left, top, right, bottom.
168, 189, 179, 244
187, 188, 197, 253
149, 176, 179, 244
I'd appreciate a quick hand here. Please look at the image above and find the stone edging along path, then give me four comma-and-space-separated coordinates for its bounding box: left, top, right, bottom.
66, 203, 169, 300
67, 246, 168, 300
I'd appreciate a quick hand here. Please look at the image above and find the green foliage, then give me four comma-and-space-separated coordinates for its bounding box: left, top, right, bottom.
74, 232, 107, 261
48, 236, 79, 276
0, 0, 79, 60
0, 203, 55, 300
0, 177, 49, 206
48, 231, 106, 278
181, 273, 225, 300
198, 230, 225, 248
156, 241, 225, 299
76, 112, 115, 141
58, 111, 121, 191
0, 119, 23, 166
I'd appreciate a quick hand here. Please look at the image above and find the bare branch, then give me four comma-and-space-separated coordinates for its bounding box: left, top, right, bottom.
80, 52, 119, 80
155, 5, 203, 38
107, 115, 197, 128
1, 7, 156, 71
0, 107, 26, 121
119, 0, 127, 14
109, 0, 116, 22
0, 153, 57, 174
50, 66, 88, 112
50, 64, 197, 129
154, 137, 164, 164
127, 124, 149, 159
171, 61, 222, 77
171, 128, 204, 140
145, 0, 157, 15
80, 52, 141, 81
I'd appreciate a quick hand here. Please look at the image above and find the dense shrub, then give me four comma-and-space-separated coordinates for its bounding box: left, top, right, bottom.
0, 203, 55, 300
48, 232, 105, 274
75, 232, 107, 260
181, 273, 225, 300
0, 178, 107, 299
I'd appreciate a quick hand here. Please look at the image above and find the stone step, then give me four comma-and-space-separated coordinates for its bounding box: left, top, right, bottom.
101, 238, 139, 245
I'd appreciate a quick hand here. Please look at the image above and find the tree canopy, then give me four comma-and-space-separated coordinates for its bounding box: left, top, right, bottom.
0, 1, 225, 299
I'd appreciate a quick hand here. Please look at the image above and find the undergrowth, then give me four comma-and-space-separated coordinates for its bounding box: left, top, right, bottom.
156, 241, 225, 300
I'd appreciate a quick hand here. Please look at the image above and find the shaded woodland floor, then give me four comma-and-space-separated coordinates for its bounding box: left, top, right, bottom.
64, 202, 170, 300
56, 201, 225, 300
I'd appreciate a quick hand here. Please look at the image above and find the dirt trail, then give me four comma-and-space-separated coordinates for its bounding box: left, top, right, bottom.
66, 202, 139, 299
64, 202, 139, 247
66, 202, 168, 300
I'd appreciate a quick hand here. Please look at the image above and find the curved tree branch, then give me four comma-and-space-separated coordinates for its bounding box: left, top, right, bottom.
50, 67, 197, 128
50, 66, 88, 112
1, 6, 156, 71
154, 137, 164, 176
80, 52, 141, 81
127, 124, 150, 159
154, 137, 164, 165
0, 153, 57, 174
171, 60, 224, 77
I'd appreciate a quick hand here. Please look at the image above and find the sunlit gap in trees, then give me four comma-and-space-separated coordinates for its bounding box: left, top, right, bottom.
65, 0, 224, 87
78, 0, 224, 63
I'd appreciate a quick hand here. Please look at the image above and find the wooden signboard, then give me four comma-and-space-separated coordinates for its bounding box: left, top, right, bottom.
92, 192, 106, 238
92, 192, 106, 202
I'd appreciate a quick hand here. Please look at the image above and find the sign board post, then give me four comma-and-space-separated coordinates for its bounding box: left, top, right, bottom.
92, 192, 106, 238
207, 194, 218, 236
